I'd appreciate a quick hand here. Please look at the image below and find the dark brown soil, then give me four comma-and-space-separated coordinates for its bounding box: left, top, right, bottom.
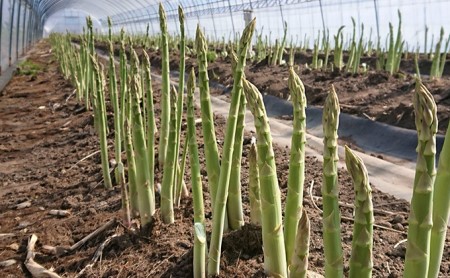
96, 40, 450, 135
1, 40, 449, 278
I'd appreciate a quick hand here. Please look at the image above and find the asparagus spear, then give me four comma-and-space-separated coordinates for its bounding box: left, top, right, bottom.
243, 78, 287, 278
173, 6, 187, 205
160, 86, 178, 224
125, 117, 139, 217
194, 223, 206, 278
142, 52, 156, 209
227, 50, 245, 230
284, 67, 307, 264
249, 137, 262, 225
345, 146, 374, 278
157, 3, 171, 169
404, 80, 437, 278
186, 68, 205, 226
207, 19, 256, 276
119, 30, 128, 148
108, 39, 121, 184
117, 162, 131, 228
322, 85, 343, 278
428, 121, 450, 278
195, 25, 221, 212
289, 210, 310, 278
130, 52, 154, 226
91, 56, 112, 189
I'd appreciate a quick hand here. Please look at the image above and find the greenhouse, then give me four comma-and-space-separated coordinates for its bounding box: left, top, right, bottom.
0, 0, 449, 277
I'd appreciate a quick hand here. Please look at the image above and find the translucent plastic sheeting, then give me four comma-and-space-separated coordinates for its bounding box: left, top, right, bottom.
43, 9, 101, 36
41, 0, 163, 30
10, 0, 19, 63
96, 0, 448, 51
21, 10, 30, 55
16, 2, 26, 59
1, 0, 13, 71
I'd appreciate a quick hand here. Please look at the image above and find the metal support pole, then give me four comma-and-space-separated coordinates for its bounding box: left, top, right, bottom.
227, 0, 236, 40
26, 1, 35, 50
22, 4, 27, 55
16, 0, 22, 61
9, 0, 17, 66
243, 9, 253, 55
145, 11, 155, 35
423, 7, 427, 54
373, 0, 380, 42
33, 16, 38, 43
318, 0, 326, 32
27, 10, 34, 49
278, 0, 285, 27
208, 2, 218, 41
0, 0, 4, 74
30, 8, 36, 45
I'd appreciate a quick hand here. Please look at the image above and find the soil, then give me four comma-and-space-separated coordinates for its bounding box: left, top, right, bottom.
1, 40, 449, 278
95, 40, 450, 135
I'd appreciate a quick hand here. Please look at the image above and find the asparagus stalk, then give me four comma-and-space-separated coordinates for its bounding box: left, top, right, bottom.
91, 56, 112, 189
249, 137, 262, 225
119, 29, 128, 152
385, 23, 395, 74
161, 86, 178, 224
227, 50, 245, 230
108, 40, 121, 184
195, 26, 221, 212
243, 78, 287, 277
404, 80, 437, 278
207, 19, 256, 276
431, 29, 445, 78
289, 210, 310, 278
175, 136, 189, 206
194, 222, 206, 278
173, 6, 186, 202
428, 120, 450, 278
125, 116, 139, 217
284, 66, 307, 265
347, 18, 357, 72
189, 65, 207, 271
345, 146, 374, 278
85, 18, 94, 111
333, 26, 345, 72
186, 68, 205, 225
277, 21, 288, 65
81, 35, 90, 109
117, 162, 131, 228
142, 52, 156, 205
414, 49, 421, 79
424, 26, 429, 59
158, 3, 171, 169
322, 85, 343, 278
130, 55, 155, 226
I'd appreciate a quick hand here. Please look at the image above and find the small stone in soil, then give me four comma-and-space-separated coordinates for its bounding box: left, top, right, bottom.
391, 214, 405, 224
380, 221, 393, 228
392, 223, 404, 231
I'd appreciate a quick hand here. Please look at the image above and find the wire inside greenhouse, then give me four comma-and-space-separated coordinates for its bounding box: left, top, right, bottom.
0, 1, 449, 277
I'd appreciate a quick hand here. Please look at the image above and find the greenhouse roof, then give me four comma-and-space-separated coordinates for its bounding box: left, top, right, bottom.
33, 0, 317, 25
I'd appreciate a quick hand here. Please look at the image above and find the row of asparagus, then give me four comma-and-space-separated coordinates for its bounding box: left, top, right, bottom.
86, 9, 449, 78
50, 3, 449, 278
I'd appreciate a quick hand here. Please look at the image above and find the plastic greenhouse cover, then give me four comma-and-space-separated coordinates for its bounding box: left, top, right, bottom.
85, 0, 447, 51
10, 0, 19, 65
1, 0, 13, 71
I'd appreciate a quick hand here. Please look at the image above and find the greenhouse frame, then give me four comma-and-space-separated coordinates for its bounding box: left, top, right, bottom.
1, 0, 449, 277
1, 0, 447, 73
